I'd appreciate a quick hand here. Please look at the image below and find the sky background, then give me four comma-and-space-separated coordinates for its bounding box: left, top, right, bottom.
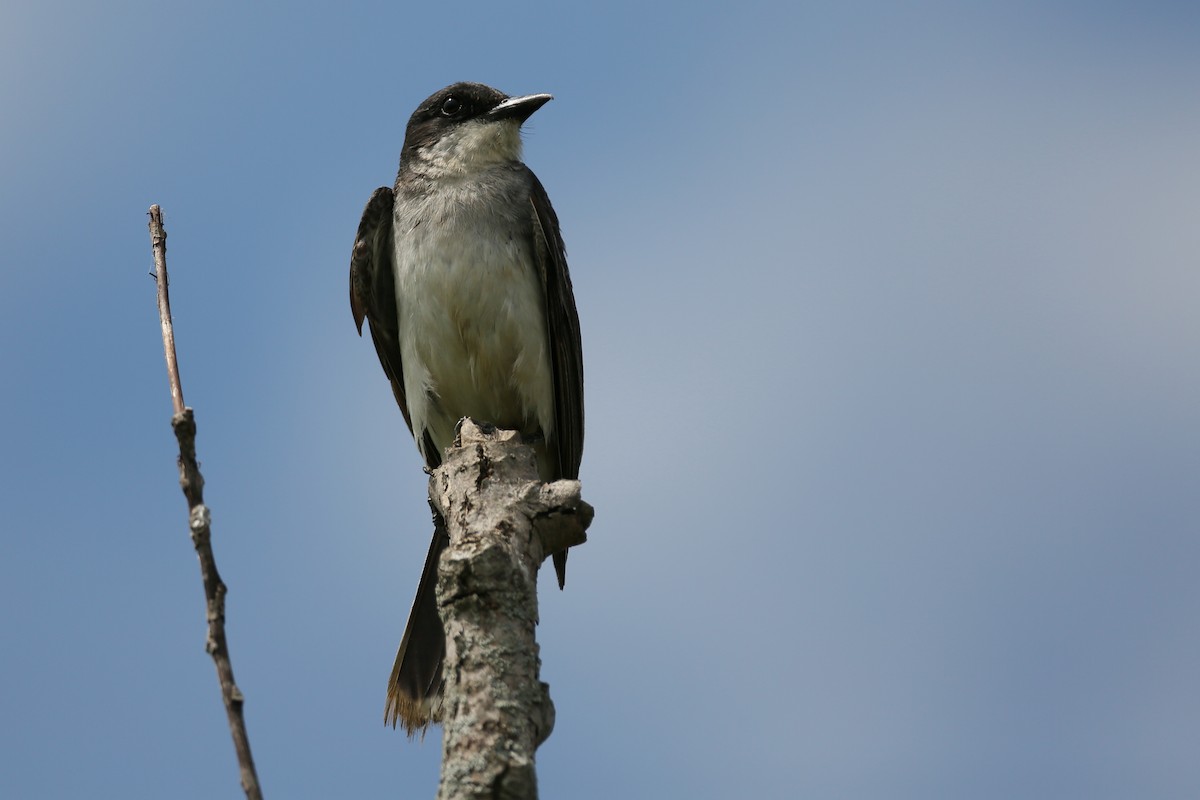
1, 1, 1198, 798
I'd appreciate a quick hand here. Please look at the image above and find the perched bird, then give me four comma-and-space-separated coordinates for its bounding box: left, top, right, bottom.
350, 82, 584, 734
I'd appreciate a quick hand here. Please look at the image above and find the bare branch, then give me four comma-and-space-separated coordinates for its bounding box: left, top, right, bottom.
147, 205, 264, 800
431, 419, 592, 800
149, 205, 184, 416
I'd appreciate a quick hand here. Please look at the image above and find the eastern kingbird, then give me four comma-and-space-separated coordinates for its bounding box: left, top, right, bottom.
350, 82, 584, 734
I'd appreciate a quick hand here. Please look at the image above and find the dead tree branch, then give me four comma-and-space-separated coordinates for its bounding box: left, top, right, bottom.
430, 419, 592, 800
147, 205, 264, 800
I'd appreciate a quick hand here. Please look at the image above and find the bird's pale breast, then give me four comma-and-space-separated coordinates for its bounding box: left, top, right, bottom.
392, 177, 554, 464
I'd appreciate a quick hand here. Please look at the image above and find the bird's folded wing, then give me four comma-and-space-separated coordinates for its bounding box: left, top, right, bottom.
350, 186, 418, 440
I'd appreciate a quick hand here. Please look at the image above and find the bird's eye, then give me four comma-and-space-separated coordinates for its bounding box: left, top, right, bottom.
441, 96, 462, 116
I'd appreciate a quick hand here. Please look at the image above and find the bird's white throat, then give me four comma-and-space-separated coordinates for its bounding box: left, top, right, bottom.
413, 119, 524, 178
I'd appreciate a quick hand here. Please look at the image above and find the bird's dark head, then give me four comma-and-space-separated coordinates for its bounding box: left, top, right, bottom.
399, 83, 552, 176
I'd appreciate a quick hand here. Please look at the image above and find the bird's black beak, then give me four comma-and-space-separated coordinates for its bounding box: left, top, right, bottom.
487, 93, 552, 124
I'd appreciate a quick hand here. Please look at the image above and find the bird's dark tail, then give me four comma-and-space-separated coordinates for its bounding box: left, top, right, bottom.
384, 520, 449, 735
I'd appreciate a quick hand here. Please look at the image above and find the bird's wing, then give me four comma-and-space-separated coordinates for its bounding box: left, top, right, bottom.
527, 170, 585, 480
350, 186, 419, 442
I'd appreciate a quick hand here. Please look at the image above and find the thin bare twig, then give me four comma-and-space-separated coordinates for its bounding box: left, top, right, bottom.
148, 205, 264, 800
149, 206, 184, 416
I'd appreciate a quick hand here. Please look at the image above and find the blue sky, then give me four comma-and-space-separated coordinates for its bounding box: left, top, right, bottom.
2, 1, 1198, 797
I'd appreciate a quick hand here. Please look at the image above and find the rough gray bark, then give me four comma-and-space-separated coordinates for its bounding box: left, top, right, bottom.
430, 419, 592, 800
